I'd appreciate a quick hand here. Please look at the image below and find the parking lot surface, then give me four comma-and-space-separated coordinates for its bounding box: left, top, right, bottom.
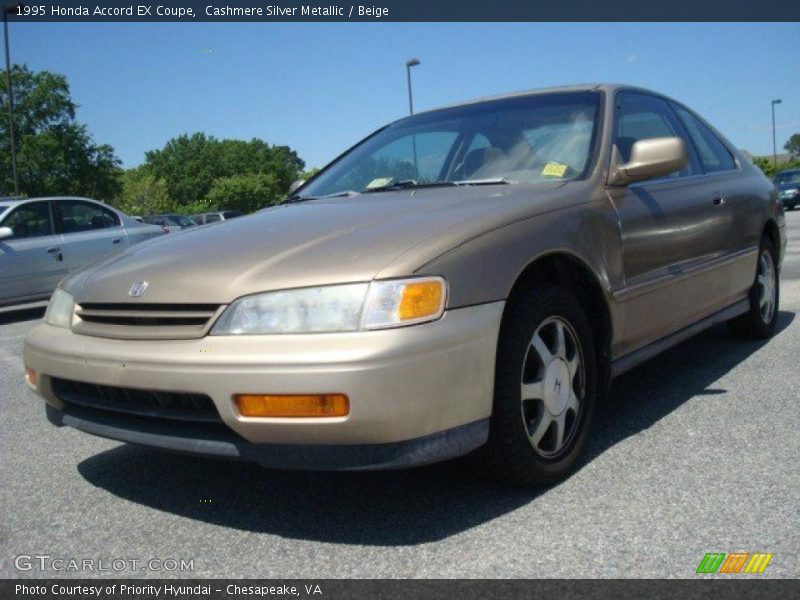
1, 213, 799, 579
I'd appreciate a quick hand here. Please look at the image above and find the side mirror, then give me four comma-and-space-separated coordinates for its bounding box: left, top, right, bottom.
609, 137, 689, 186
0, 226, 13, 241
289, 179, 306, 194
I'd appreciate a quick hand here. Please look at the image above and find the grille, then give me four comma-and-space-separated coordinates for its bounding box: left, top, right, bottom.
52, 378, 222, 424
73, 303, 223, 339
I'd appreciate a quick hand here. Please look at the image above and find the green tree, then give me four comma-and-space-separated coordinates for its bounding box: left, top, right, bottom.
752, 156, 778, 178
110, 167, 172, 216
144, 133, 304, 210
205, 173, 283, 213
752, 155, 800, 178
299, 167, 321, 181
0, 65, 122, 198
784, 133, 800, 159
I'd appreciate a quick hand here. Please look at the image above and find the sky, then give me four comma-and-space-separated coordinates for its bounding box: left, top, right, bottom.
8, 22, 800, 170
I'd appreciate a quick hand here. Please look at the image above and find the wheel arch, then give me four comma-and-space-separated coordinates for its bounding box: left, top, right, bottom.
504, 252, 613, 398
763, 218, 781, 262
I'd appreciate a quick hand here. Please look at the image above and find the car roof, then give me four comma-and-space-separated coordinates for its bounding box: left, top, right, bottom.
408, 83, 668, 117
3, 196, 110, 206
777, 168, 800, 174
4, 196, 115, 209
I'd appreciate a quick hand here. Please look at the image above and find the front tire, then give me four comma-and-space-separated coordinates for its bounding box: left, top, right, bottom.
728, 236, 779, 339
480, 284, 597, 488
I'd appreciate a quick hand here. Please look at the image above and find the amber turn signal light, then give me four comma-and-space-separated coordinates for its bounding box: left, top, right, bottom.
397, 280, 444, 321
234, 394, 349, 418
25, 368, 37, 387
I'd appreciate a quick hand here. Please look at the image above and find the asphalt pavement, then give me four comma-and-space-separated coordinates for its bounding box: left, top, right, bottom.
1, 213, 799, 579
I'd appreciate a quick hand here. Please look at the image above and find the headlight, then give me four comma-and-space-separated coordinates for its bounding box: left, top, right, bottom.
210, 277, 446, 335
44, 288, 75, 329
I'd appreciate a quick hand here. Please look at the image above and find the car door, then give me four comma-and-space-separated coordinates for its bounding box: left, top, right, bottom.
607, 91, 734, 355
55, 199, 128, 273
669, 102, 757, 304
0, 200, 67, 305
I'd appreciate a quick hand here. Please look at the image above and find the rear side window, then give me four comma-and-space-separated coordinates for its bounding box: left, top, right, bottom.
58, 200, 120, 233
1, 201, 53, 239
614, 92, 697, 178
673, 106, 736, 173
205, 214, 222, 223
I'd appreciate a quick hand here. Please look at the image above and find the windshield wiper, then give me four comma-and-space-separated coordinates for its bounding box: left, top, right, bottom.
280, 190, 359, 205
453, 177, 510, 186
283, 178, 510, 204
362, 180, 459, 194
363, 178, 510, 194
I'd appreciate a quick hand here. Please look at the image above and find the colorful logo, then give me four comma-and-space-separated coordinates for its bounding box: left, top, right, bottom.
696, 552, 774, 574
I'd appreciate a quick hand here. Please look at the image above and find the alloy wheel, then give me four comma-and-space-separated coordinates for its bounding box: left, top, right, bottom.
520, 316, 585, 458
757, 249, 777, 324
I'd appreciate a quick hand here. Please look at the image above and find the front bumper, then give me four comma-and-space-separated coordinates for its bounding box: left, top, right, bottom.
24, 302, 504, 470
781, 193, 799, 207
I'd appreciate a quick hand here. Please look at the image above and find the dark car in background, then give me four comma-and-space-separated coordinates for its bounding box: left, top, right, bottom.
0, 196, 163, 309
192, 211, 242, 225
143, 214, 197, 232
774, 168, 800, 210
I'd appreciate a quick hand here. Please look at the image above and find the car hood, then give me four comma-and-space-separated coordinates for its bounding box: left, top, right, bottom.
64, 181, 578, 305
776, 182, 800, 192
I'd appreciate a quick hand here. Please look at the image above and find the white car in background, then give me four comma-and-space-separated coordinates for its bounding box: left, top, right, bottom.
0, 196, 164, 310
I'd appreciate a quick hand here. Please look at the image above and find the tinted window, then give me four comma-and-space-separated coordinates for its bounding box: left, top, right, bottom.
673, 106, 736, 173
1, 202, 53, 239
205, 214, 222, 223
775, 170, 800, 185
223, 211, 242, 219
615, 93, 696, 178
58, 201, 119, 233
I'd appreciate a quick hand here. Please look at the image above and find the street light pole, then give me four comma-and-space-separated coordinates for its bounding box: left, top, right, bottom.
771, 98, 782, 169
405, 58, 419, 115
405, 58, 420, 178
3, 3, 22, 196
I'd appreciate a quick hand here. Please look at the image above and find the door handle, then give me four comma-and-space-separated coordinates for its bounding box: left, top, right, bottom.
111, 237, 122, 244
46, 246, 60, 254
712, 195, 726, 206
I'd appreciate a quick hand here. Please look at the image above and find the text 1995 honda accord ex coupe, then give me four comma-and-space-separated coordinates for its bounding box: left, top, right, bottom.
24, 84, 785, 486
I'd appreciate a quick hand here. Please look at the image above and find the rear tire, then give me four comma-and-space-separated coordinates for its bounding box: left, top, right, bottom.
728, 236, 779, 340
479, 284, 597, 488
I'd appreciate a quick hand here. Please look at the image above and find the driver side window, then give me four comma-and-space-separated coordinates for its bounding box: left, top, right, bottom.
615, 93, 697, 179
2, 202, 53, 239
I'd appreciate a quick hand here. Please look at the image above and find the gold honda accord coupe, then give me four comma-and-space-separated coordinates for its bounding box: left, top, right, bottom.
23, 84, 785, 486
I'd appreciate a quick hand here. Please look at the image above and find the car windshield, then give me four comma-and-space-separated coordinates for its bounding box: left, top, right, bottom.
774, 171, 800, 184
166, 215, 195, 226
299, 91, 601, 199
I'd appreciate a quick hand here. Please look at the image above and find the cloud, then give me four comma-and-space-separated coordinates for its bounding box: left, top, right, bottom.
625, 54, 638, 63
